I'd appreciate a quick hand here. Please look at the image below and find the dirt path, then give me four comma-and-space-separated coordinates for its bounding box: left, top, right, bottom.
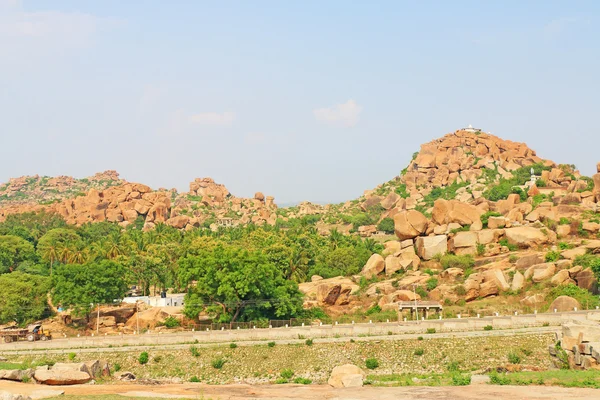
1, 381, 599, 400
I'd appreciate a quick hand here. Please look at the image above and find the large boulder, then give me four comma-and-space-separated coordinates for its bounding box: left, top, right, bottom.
511, 271, 525, 291
432, 199, 484, 226
531, 263, 556, 283
0, 392, 31, 400
415, 235, 447, 260
452, 231, 478, 248
479, 281, 499, 298
384, 255, 404, 276
33, 369, 91, 385
316, 283, 353, 306
504, 227, 551, 248
394, 210, 428, 240
549, 296, 581, 312
0, 369, 33, 382
573, 268, 599, 294
328, 364, 366, 388
360, 254, 385, 279
483, 269, 510, 291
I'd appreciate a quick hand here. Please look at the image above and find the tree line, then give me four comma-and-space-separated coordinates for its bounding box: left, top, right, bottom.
0, 211, 380, 325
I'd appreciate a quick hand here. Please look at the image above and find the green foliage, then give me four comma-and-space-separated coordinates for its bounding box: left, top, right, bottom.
426, 278, 438, 291
422, 181, 469, 207
438, 254, 475, 270
190, 376, 201, 382
190, 346, 200, 357
293, 377, 312, 384
451, 373, 471, 386
68, 352, 76, 361
211, 358, 226, 369
426, 328, 436, 334
507, 352, 522, 364
230, 343, 238, 349
454, 285, 466, 296
377, 218, 395, 234
52, 260, 128, 317
0, 272, 51, 325
280, 369, 294, 379
483, 163, 550, 202
138, 352, 149, 365
415, 286, 428, 298
483, 325, 493, 331
414, 348, 424, 356
480, 211, 502, 228
535, 179, 547, 188
545, 251, 561, 262
162, 316, 180, 328
499, 238, 518, 251
113, 363, 121, 372
476, 243, 485, 256
558, 242, 575, 250
268, 341, 276, 348
547, 284, 599, 309
559, 217, 571, 225
394, 184, 410, 199
0, 235, 36, 274
365, 358, 379, 369
305, 339, 313, 346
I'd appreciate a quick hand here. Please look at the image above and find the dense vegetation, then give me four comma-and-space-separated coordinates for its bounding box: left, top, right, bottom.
0, 211, 378, 325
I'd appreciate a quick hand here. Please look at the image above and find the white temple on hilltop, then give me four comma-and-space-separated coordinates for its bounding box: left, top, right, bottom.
463, 124, 482, 133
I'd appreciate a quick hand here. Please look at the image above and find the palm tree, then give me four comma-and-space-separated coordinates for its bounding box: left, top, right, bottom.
287, 249, 310, 283
329, 228, 343, 249
39, 241, 58, 276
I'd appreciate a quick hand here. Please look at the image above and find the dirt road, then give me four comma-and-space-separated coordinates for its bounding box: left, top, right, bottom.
1, 381, 599, 400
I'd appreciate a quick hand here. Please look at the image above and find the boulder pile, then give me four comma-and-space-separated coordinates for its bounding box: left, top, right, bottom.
550, 321, 600, 370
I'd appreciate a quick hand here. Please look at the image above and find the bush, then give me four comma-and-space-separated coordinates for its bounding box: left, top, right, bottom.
417, 336, 424, 341
163, 316, 180, 328
483, 325, 493, 331
211, 358, 226, 369
426, 328, 436, 334
447, 361, 460, 372
547, 284, 600, 309
489, 372, 511, 385
559, 217, 571, 225
138, 352, 149, 365
305, 339, 313, 346
280, 369, 294, 379
508, 352, 522, 364
190, 346, 200, 357
293, 377, 312, 384
439, 254, 475, 270
545, 251, 561, 262
365, 358, 379, 369
190, 376, 200, 383
377, 218, 395, 234
275, 378, 288, 384
68, 352, 76, 361
499, 238, 518, 251
454, 285, 466, 296
113, 363, 121, 372
477, 243, 486, 256
268, 341, 276, 348
426, 278, 438, 291
415, 286, 428, 298
230, 343, 238, 349
451, 373, 471, 386
414, 348, 424, 356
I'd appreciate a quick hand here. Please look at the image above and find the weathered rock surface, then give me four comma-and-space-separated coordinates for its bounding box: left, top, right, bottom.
394, 210, 428, 240
549, 296, 581, 312
328, 364, 366, 388
415, 235, 447, 260
360, 254, 385, 278
33, 369, 91, 385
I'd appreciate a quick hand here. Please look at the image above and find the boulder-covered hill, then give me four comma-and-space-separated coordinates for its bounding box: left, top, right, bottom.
1, 128, 599, 233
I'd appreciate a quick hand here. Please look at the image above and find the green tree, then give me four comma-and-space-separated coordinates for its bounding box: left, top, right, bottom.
376, 217, 395, 234
0, 272, 51, 325
180, 244, 303, 322
38, 228, 81, 275
0, 235, 36, 274
51, 260, 128, 318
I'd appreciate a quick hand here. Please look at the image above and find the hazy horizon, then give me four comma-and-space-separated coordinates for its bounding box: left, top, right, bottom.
2, 1, 599, 204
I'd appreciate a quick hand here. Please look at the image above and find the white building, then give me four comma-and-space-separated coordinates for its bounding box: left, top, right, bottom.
462, 124, 482, 133
122, 293, 186, 307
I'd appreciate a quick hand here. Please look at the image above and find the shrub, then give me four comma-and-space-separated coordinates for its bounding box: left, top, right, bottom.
190, 376, 200, 383
211, 358, 226, 369
280, 369, 294, 379
489, 372, 511, 385
163, 316, 180, 328
508, 352, 522, 364
426, 278, 438, 291
477, 243, 486, 256
456, 299, 466, 306
268, 341, 276, 348
558, 242, 574, 250
365, 358, 379, 369
377, 218, 395, 234
305, 339, 313, 346
451, 373, 471, 386
454, 285, 466, 296
366, 304, 382, 315
536, 179, 547, 188
190, 346, 200, 357
68, 352, 76, 361
559, 217, 571, 225
426, 328, 436, 334
483, 325, 493, 331
545, 251, 561, 262
499, 238, 518, 251
547, 284, 600, 309
414, 348, 424, 356
293, 377, 312, 384
230, 343, 238, 349
439, 254, 475, 270
138, 352, 149, 365
415, 286, 428, 298
275, 378, 288, 384
447, 361, 460, 372
417, 336, 424, 341
113, 363, 121, 372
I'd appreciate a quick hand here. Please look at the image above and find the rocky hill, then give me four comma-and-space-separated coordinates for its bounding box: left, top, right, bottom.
1, 128, 599, 235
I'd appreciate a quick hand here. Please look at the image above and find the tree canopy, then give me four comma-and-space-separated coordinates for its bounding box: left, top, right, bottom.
0, 272, 51, 325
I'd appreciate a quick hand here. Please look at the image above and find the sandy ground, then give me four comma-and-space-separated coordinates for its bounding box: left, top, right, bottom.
1, 381, 600, 400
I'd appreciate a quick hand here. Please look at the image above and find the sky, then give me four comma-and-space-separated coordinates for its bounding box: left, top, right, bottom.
1, 1, 599, 204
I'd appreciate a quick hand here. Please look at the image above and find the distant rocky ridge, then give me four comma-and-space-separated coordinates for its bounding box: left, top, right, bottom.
1, 128, 599, 233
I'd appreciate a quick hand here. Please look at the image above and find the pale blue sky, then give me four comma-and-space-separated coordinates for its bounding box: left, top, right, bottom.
1, 1, 598, 203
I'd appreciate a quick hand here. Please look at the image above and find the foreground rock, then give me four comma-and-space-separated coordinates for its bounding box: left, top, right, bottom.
549, 296, 581, 312
328, 364, 366, 388
33, 369, 92, 386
